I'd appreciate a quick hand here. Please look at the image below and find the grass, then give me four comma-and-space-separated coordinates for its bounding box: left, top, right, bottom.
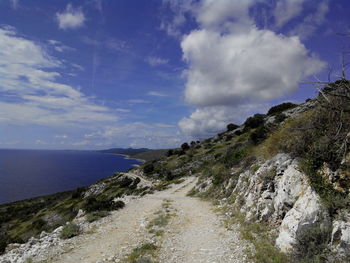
124, 242, 158, 263
221, 207, 291, 263
86, 210, 110, 223
60, 222, 80, 239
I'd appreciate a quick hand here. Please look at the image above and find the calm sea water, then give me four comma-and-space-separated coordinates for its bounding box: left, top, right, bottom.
0, 149, 142, 204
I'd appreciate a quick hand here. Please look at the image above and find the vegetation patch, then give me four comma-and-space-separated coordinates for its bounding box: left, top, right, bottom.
221, 207, 290, 263
123, 242, 158, 263
292, 224, 332, 263
60, 222, 80, 239
86, 210, 110, 223
267, 102, 296, 116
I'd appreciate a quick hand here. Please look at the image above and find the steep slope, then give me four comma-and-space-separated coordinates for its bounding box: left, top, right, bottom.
139, 80, 350, 262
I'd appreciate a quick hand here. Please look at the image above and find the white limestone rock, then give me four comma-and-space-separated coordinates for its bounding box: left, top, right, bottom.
275, 185, 329, 252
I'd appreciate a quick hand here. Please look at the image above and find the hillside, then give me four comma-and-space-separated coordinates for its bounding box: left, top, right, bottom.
0, 80, 349, 263
98, 148, 150, 156
138, 79, 350, 262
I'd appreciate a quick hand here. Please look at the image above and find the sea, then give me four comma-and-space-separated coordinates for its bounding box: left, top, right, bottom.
0, 149, 142, 205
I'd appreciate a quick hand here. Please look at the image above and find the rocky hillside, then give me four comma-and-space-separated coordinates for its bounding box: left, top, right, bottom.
139, 79, 350, 262
0, 80, 349, 263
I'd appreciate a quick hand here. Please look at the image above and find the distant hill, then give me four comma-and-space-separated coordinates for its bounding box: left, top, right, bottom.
98, 148, 149, 156
99, 148, 168, 162
131, 149, 169, 162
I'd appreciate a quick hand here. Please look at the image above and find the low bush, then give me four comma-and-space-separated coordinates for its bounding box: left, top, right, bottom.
250, 126, 269, 145
86, 211, 110, 222
274, 113, 287, 123
267, 102, 296, 115
223, 148, 247, 167
181, 142, 190, 151
71, 187, 86, 199
244, 114, 265, 129
83, 197, 125, 212
60, 222, 80, 239
143, 163, 154, 174
292, 224, 332, 262
227, 123, 239, 131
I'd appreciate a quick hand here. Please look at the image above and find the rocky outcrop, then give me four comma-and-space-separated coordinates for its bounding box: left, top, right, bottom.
0, 227, 63, 263
196, 153, 349, 255
332, 211, 350, 256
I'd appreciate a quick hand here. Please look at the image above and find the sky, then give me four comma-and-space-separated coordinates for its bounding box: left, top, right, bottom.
0, 0, 349, 150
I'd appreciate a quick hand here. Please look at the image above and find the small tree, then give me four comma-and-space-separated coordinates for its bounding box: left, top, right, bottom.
227, 123, 239, 131
181, 142, 190, 151
244, 114, 265, 129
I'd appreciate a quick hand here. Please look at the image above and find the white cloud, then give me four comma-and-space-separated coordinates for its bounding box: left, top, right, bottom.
56, 4, 85, 30
128, 99, 150, 104
106, 39, 128, 52
160, 0, 194, 37
48, 39, 75, 52
146, 56, 169, 67
173, 0, 326, 138
181, 28, 325, 107
147, 91, 168, 97
179, 104, 270, 138
194, 0, 255, 31
115, 108, 130, 113
288, 0, 329, 40
54, 135, 68, 139
0, 26, 118, 127
274, 0, 305, 28
83, 122, 183, 149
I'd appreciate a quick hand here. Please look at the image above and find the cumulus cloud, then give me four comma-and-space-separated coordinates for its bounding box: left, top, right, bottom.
173, 0, 326, 138
182, 28, 325, 107
179, 104, 270, 138
56, 4, 85, 30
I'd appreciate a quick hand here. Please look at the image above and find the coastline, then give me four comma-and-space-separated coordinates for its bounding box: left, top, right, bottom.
115, 154, 145, 167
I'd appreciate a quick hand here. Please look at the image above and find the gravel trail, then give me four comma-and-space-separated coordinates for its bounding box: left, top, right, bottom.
48, 176, 248, 263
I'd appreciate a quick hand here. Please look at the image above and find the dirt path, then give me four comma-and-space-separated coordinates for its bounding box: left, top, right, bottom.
49, 176, 248, 263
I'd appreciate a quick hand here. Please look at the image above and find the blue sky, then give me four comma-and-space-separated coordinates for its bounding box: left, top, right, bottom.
0, 0, 349, 150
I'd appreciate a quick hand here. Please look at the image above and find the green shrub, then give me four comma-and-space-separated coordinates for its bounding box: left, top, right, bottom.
71, 187, 86, 199
86, 211, 110, 222
60, 222, 80, 239
274, 113, 287, 123
212, 175, 223, 185
292, 224, 332, 262
244, 114, 265, 129
83, 197, 125, 212
181, 142, 190, 151
267, 102, 296, 115
143, 163, 154, 174
250, 126, 268, 145
227, 123, 239, 131
32, 218, 46, 230
0, 233, 10, 254
224, 148, 247, 167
